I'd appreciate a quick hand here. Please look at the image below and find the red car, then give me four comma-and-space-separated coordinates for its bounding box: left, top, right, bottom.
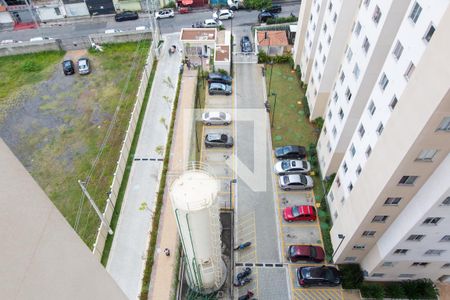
287, 245, 325, 263
283, 205, 316, 222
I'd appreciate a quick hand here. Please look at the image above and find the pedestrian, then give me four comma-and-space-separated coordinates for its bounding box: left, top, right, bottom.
164, 248, 170, 256
187, 61, 191, 70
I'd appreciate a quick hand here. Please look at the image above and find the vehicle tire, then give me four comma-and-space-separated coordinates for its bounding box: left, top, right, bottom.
205, 144, 212, 148
206, 122, 211, 126
224, 122, 230, 125
285, 188, 291, 191
226, 145, 232, 148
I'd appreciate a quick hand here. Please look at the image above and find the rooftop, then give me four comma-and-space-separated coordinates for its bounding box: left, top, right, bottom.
215, 45, 230, 62
257, 30, 289, 46
180, 28, 216, 41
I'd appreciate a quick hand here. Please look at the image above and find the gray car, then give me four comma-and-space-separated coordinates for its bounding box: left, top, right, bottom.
205, 133, 234, 148
209, 82, 232, 95
274, 160, 311, 175
202, 111, 231, 125
279, 174, 314, 191
78, 58, 90, 75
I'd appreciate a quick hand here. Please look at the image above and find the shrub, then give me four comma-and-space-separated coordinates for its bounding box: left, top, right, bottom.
217, 68, 229, 76
308, 143, 316, 157
257, 50, 271, 63
295, 65, 301, 80
288, 56, 294, 69
266, 16, 298, 25
401, 279, 438, 299
22, 61, 42, 72
244, 0, 271, 9
313, 117, 324, 130
324, 173, 335, 193
163, 0, 175, 8
385, 283, 406, 298
361, 283, 384, 299
338, 264, 364, 289
302, 95, 310, 118
320, 227, 333, 261
273, 54, 292, 64
218, 25, 225, 31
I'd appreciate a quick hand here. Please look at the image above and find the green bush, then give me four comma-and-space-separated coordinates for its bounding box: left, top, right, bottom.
402, 279, 438, 299
243, 0, 271, 9
320, 227, 333, 261
308, 143, 317, 157
22, 60, 42, 72
218, 25, 225, 31
324, 173, 336, 193
338, 264, 364, 289
163, 0, 175, 8
361, 283, 385, 299
385, 283, 406, 298
295, 65, 301, 80
313, 117, 324, 130
302, 95, 310, 118
217, 69, 229, 76
257, 50, 271, 63
266, 16, 298, 25
273, 54, 292, 64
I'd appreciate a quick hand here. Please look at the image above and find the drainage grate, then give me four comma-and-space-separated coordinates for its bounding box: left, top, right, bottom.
235, 263, 286, 268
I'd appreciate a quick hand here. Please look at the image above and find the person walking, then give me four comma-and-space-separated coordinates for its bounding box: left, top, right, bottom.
164, 248, 170, 256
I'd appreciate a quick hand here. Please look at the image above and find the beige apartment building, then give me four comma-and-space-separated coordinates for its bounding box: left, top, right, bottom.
293, 0, 450, 281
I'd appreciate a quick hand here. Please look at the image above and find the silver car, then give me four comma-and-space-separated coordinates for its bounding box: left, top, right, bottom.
274, 160, 311, 175
279, 174, 314, 191
202, 111, 231, 125
78, 58, 90, 75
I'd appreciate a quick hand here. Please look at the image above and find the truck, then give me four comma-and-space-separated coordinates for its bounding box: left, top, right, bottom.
227, 0, 244, 10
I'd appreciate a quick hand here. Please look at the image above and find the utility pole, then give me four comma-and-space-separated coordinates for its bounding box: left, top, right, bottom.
271, 92, 277, 128
78, 180, 114, 235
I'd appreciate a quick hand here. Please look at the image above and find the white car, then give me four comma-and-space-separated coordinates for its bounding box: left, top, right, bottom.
29, 37, 53, 42
1, 39, 22, 45
279, 174, 314, 191
135, 26, 148, 31
274, 160, 311, 175
105, 29, 123, 34
155, 9, 174, 19
193, 19, 223, 28
202, 111, 231, 125
213, 9, 234, 20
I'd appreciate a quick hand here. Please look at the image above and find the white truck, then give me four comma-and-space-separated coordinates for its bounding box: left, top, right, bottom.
228, 0, 245, 10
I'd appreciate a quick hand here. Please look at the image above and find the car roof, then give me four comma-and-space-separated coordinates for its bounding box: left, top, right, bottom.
205, 18, 216, 22
291, 245, 312, 255
207, 133, 226, 139
78, 58, 88, 62
210, 82, 225, 87
207, 111, 225, 117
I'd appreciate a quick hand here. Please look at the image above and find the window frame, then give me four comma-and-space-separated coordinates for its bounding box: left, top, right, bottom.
398, 175, 418, 186
392, 40, 404, 60
409, 2, 422, 24
384, 197, 402, 206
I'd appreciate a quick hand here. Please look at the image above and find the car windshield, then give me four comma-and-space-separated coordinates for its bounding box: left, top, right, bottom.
63, 61, 71, 67
291, 206, 300, 217
281, 161, 290, 170
299, 176, 307, 185
302, 161, 308, 169
204, 112, 209, 119
322, 268, 335, 281
310, 246, 317, 257
289, 246, 297, 255
219, 112, 226, 119
220, 134, 227, 141
283, 176, 289, 184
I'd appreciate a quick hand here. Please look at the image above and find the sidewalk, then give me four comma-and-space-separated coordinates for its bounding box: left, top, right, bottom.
106, 33, 182, 300
147, 67, 198, 300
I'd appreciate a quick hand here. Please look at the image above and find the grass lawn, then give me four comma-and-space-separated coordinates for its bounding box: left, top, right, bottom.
265, 63, 333, 260
0, 41, 150, 247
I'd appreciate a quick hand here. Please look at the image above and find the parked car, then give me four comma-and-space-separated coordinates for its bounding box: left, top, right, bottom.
207, 73, 232, 85
105, 29, 123, 34
135, 26, 148, 31
62, 60, 75, 75
192, 19, 223, 28
209, 83, 232, 95
202, 111, 231, 125
29, 37, 53, 42
156, 9, 174, 19
258, 11, 276, 23
261, 4, 282, 14
275, 145, 307, 160
115, 11, 139, 22
213, 9, 234, 20
77, 58, 90, 75
297, 266, 342, 287
283, 205, 316, 222
287, 245, 325, 263
279, 174, 313, 191
205, 133, 234, 148
274, 159, 311, 175
240, 36, 252, 53
1, 39, 21, 44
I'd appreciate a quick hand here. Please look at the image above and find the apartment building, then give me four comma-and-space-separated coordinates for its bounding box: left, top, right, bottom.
324, 0, 450, 282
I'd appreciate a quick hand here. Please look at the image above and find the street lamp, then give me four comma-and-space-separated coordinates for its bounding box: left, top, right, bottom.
271, 92, 277, 128
229, 179, 237, 210
331, 234, 345, 263
267, 60, 274, 96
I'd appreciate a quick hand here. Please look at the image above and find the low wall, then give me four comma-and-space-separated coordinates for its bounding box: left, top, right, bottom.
89, 30, 152, 44
0, 40, 61, 57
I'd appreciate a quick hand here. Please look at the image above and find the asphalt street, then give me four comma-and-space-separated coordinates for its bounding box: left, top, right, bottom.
0, 4, 299, 43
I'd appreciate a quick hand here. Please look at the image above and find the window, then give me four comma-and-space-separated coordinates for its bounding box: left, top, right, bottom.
368, 101, 376, 115
322, 55, 326, 64
323, 126, 327, 135
384, 197, 402, 206
353, 244, 365, 249
372, 5, 382, 24
333, 92, 338, 102
425, 249, 445, 256
407, 234, 425, 241
411, 262, 429, 267
328, 1, 332, 11
336, 176, 341, 187
347, 48, 353, 62
389, 96, 398, 110
362, 230, 376, 237
339, 108, 344, 120
416, 149, 438, 161
404, 62, 415, 80
393, 41, 404, 60
332, 126, 337, 137
379, 73, 389, 90
345, 87, 352, 101
328, 191, 334, 202
363, 0, 370, 8
327, 141, 332, 153
424, 24, 435, 42
362, 37, 370, 53
398, 175, 418, 185
323, 23, 328, 33
354, 22, 362, 36
55, 7, 61, 15
409, 2, 422, 24
399, 274, 415, 278
365, 145, 372, 158
382, 262, 394, 267
372, 273, 384, 278
340, 196, 345, 204
394, 249, 408, 255
316, 3, 320, 12
437, 117, 450, 131
350, 144, 356, 157
333, 13, 337, 23
314, 60, 318, 69
348, 182, 353, 192
442, 197, 450, 206
376, 122, 384, 135
440, 235, 450, 242
356, 165, 362, 176
372, 215, 388, 223
343, 162, 348, 173
328, 110, 332, 120
344, 257, 357, 262
340, 71, 345, 83
327, 34, 332, 45
442, 263, 450, 268
353, 64, 360, 79
358, 124, 365, 138
318, 43, 323, 53
422, 217, 442, 225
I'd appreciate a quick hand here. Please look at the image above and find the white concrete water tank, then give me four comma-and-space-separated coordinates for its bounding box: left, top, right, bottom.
170, 168, 226, 293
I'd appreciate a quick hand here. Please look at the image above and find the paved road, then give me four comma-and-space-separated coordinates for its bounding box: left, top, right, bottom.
0, 4, 299, 43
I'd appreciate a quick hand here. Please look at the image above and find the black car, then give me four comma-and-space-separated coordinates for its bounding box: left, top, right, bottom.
115, 11, 139, 22
258, 11, 277, 23
205, 133, 234, 148
262, 4, 282, 14
275, 145, 307, 160
240, 36, 252, 53
297, 266, 342, 287
207, 72, 232, 85
62, 60, 75, 75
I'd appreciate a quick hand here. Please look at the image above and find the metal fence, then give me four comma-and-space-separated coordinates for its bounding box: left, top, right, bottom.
92, 42, 156, 259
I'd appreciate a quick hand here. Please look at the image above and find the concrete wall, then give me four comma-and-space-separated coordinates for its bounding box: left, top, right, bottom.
89, 30, 152, 44
0, 139, 128, 300
0, 40, 61, 57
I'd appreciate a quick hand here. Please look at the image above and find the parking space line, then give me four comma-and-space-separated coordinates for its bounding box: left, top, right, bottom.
281, 222, 320, 228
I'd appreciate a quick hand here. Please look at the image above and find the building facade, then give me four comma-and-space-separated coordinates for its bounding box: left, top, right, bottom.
294, 0, 450, 281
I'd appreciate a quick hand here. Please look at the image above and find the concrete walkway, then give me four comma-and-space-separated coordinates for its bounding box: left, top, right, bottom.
147, 68, 198, 300
106, 33, 182, 300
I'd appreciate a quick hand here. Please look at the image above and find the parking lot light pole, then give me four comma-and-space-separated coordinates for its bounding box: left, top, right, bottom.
268, 60, 274, 96
331, 234, 345, 263
271, 92, 277, 128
